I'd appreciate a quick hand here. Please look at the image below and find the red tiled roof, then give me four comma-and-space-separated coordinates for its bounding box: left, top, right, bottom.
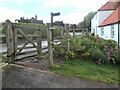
99, 5, 120, 26
98, 0, 119, 11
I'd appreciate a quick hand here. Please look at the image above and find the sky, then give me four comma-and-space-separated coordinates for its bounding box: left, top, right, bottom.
0, 0, 110, 24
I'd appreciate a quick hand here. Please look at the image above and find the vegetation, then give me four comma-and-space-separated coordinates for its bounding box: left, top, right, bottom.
54, 33, 119, 65
49, 58, 118, 84
78, 11, 96, 30
15, 17, 31, 23
51, 33, 119, 84
53, 21, 64, 26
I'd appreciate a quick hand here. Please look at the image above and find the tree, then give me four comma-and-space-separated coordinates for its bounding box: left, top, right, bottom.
17, 17, 31, 23
53, 21, 64, 26
78, 11, 96, 30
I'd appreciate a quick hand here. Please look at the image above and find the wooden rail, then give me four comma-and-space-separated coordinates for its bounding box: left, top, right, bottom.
1, 20, 89, 65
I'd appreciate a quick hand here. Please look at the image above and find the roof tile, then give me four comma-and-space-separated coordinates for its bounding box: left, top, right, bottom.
99, 0, 119, 11
99, 5, 120, 26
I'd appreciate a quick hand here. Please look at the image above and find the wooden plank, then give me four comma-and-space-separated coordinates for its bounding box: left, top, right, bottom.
17, 46, 48, 51
0, 34, 6, 38
69, 28, 88, 31
53, 45, 66, 48
37, 25, 42, 59
14, 29, 17, 53
18, 41, 29, 52
49, 27, 67, 30
12, 23, 47, 30
17, 46, 35, 50
47, 23, 49, 40
17, 29, 38, 49
49, 39, 68, 44
0, 51, 7, 55
66, 24, 70, 51
12, 24, 38, 30
6, 20, 15, 63
16, 50, 37, 55
48, 23, 53, 66
16, 46, 48, 56
0, 34, 41, 38
73, 27, 75, 37
60, 29, 64, 38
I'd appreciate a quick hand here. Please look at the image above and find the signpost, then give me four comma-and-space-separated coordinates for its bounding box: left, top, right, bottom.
51, 12, 60, 40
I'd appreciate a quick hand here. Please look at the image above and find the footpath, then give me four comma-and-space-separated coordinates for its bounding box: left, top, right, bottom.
2, 64, 119, 88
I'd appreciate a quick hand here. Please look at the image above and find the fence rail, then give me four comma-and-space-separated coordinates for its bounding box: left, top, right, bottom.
1, 20, 89, 65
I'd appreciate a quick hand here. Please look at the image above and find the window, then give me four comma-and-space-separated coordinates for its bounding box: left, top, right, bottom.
111, 25, 114, 38
101, 27, 104, 36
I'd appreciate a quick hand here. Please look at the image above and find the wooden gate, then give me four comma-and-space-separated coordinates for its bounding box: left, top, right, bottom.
5, 20, 47, 63
47, 23, 70, 65
2, 20, 89, 66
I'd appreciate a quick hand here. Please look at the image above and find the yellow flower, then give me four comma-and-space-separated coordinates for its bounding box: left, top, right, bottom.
82, 54, 84, 56
87, 53, 90, 55
94, 34, 97, 38
84, 53, 86, 55
70, 52, 72, 54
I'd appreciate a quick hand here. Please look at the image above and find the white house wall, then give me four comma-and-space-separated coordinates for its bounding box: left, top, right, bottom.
91, 12, 99, 34
99, 10, 114, 25
91, 10, 114, 35
99, 24, 118, 42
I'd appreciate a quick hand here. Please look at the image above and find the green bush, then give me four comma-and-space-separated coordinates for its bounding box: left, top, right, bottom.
114, 49, 120, 64
87, 48, 108, 64
54, 47, 76, 60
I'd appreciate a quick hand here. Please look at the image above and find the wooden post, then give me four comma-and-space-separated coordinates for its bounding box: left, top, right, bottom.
14, 29, 17, 59
82, 28, 84, 35
37, 25, 42, 59
73, 26, 75, 37
6, 20, 15, 63
60, 29, 64, 38
66, 24, 70, 51
47, 23, 53, 66
47, 23, 49, 40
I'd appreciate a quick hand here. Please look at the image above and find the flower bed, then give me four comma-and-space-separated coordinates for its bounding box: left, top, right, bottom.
54, 33, 120, 65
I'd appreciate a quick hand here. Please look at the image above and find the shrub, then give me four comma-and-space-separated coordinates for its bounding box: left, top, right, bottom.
54, 34, 118, 65
87, 48, 108, 64
53, 48, 76, 60
80, 38, 93, 51
114, 49, 120, 64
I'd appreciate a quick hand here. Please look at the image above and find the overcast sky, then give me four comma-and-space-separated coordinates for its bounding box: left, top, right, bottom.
0, 0, 109, 24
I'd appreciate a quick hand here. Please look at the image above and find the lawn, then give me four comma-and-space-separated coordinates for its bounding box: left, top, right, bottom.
49, 57, 119, 84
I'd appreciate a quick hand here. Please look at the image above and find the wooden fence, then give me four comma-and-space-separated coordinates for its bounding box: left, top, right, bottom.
1, 20, 89, 65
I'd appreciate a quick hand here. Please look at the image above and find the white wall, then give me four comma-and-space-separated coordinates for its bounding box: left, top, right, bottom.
99, 10, 114, 25
91, 10, 115, 35
99, 23, 118, 42
91, 12, 99, 34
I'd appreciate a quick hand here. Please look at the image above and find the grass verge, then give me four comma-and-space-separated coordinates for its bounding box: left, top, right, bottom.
49, 57, 119, 84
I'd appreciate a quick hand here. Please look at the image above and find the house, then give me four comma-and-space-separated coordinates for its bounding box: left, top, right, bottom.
31, 15, 45, 25
91, 0, 120, 46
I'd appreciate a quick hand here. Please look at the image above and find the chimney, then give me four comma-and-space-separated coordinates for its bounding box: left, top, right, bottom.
35, 15, 37, 20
